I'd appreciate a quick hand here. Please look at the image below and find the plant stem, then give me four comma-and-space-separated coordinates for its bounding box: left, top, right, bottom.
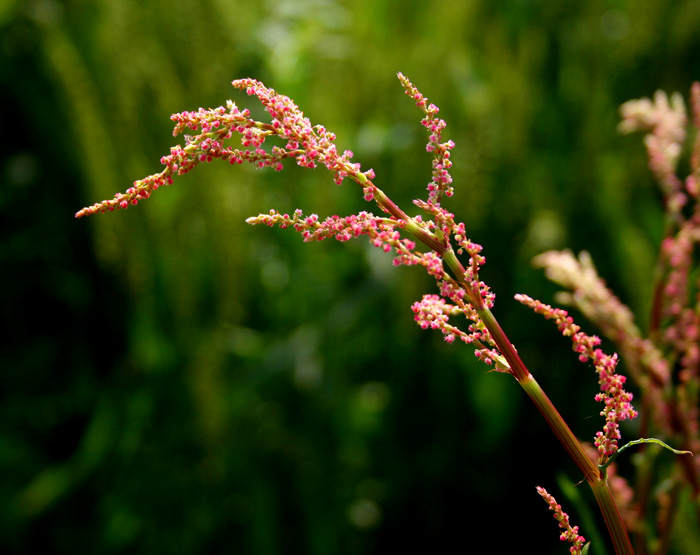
477, 305, 635, 554
517, 369, 600, 483
590, 478, 636, 555
365, 180, 636, 554
517, 347, 635, 554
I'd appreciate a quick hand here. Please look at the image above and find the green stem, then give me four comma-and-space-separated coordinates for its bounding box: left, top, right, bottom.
354, 177, 447, 254
359, 180, 635, 554
522, 363, 635, 554
486, 317, 634, 554
518, 372, 600, 484
591, 478, 636, 555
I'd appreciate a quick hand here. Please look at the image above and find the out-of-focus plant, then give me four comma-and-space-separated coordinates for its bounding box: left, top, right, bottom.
77, 75, 698, 554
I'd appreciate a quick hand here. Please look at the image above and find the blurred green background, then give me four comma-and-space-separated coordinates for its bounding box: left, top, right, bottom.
2, 0, 700, 553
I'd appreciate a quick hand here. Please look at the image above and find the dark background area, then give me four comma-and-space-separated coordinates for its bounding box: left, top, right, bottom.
2, 1, 699, 553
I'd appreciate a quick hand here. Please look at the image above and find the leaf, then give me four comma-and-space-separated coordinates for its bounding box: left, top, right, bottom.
599, 437, 693, 471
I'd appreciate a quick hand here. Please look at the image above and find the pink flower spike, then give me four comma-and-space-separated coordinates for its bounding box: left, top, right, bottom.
396, 72, 455, 205
619, 89, 687, 200
516, 294, 637, 460
537, 487, 587, 555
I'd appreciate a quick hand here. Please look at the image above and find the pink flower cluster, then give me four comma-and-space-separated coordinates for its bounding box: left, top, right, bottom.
658, 224, 700, 382
619, 89, 687, 202
536, 486, 587, 555
625, 83, 700, 480
410, 294, 504, 367
619, 87, 700, 386
232, 78, 372, 186
76, 73, 700, 552
536, 84, 700, 486
515, 294, 637, 459
246, 203, 502, 367
533, 249, 670, 433
76, 79, 374, 218
76, 73, 502, 370
246, 209, 416, 253
397, 72, 455, 206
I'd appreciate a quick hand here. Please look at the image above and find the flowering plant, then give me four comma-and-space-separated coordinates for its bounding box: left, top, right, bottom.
77, 75, 698, 554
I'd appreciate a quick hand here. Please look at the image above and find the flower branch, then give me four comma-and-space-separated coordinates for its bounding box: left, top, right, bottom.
537, 486, 588, 555
76, 73, 644, 554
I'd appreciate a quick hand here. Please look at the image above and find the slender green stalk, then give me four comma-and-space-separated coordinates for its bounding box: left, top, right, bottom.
427, 226, 636, 554
517, 348, 634, 555
518, 372, 599, 483
591, 479, 636, 555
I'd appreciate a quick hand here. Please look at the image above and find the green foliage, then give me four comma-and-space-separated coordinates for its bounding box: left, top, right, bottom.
2, 0, 700, 553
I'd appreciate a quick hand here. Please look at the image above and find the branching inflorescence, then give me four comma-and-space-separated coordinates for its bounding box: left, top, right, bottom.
77, 74, 501, 369
77, 74, 700, 555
